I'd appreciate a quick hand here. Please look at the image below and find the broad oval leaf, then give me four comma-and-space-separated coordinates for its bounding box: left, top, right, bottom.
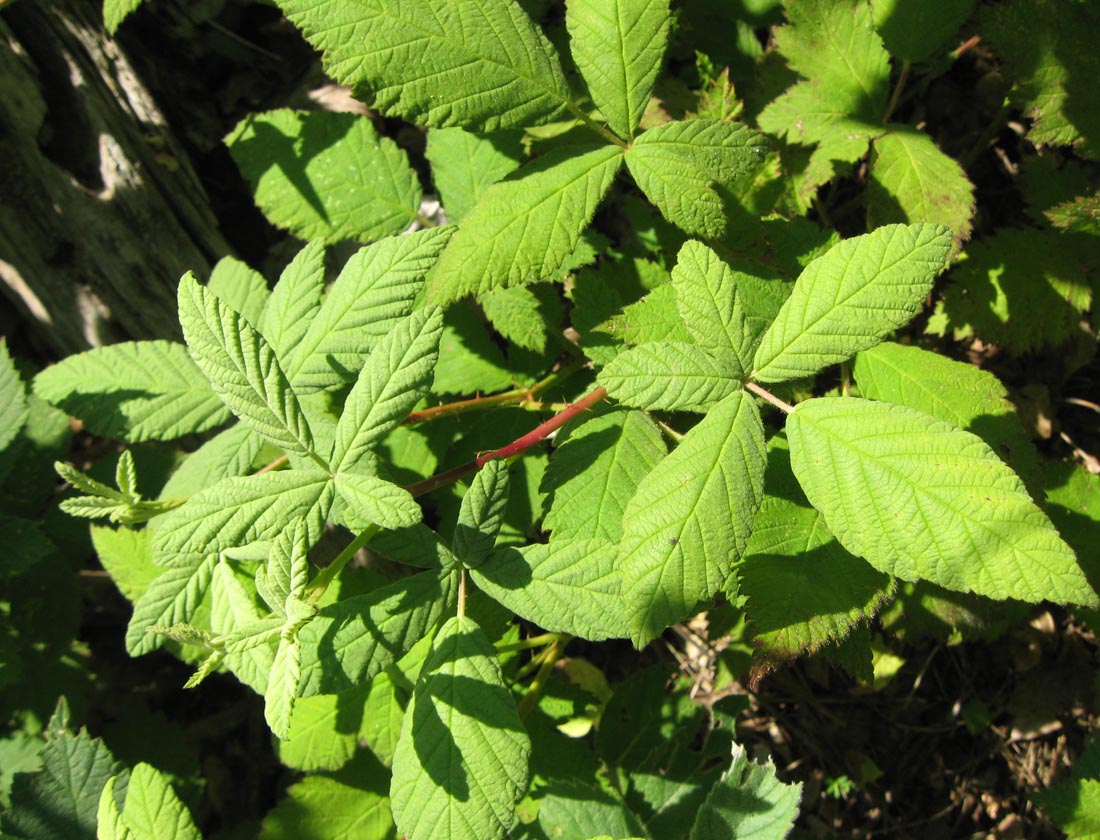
178, 274, 317, 457
566, 0, 670, 140
472, 539, 627, 640
391, 616, 531, 840
226, 109, 421, 244
786, 397, 1098, 606
619, 391, 766, 646
33, 340, 229, 443
598, 341, 742, 412
752, 224, 952, 383
427, 145, 623, 304
274, 0, 570, 132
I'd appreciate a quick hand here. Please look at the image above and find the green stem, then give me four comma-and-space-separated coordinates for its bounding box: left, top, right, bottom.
306, 523, 380, 604
414, 211, 438, 228
518, 636, 567, 720
564, 101, 629, 149
745, 381, 794, 414
882, 59, 911, 124
497, 632, 569, 654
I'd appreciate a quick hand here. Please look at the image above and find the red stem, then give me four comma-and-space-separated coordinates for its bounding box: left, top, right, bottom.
404, 387, 607, 497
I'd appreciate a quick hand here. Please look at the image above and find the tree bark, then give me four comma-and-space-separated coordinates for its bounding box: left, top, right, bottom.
0, 0, 230, 357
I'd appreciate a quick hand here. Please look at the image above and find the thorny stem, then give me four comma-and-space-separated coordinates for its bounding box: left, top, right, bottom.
404, 386, 608, 497
403, 360, 584, 425
745, 380, 795, 414
564, 101, 629, 149
882, 59, 911, 124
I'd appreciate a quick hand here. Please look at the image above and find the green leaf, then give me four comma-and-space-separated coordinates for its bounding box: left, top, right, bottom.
208, 256, 270, 328
226, 109, 421, 243
425, 128, 523, 223
371, 523, 460, 571
261, 240, 327, 362
427, 145, 623, 304
273, 0, 570, 131
33, 341, 229, 443
211, 562, 277, 693
158, 423, 264, 501
2, 711, 120, 840
982, 0, 1100, 160
852, 342, 1042, 497
125, 556, 217, 655
276, 686, 365, 772
1045, 463, 1100, 587
739, 436, 893, 660
786, 397, 1098, 606
334, 473, 422, 530
566, 0, 670, 140
264, 759, 395, 840
868, 128, 974, 248
286, 228, 454, 392
298, 570, 456, 696
542, 409, 665, 542
391, 616, 530, 840
433, 304, 518, 395
479, 286, 548, 353
99, 763, 201, 840
177, 274, 318, 457
0, 339, 27, 453
1047, 194, 1100, 236
266, 636, 302, 740
536, 780, 647, 840
620, 391, 766, 646
103, 0, 142, 33
90, 526, 158, 603
870, 0, 977, 62
152, 470, 333, 561
601, 283, 689, 347
332, 307, 445, 473
671, 240, 762, 369
689, 745, 802, 840
96, 776, 131, 840
598, 341, 741, 412
752, 224, 952, 383
624, 119, 768, 239
1031, 779, 1100, 840
453, 459, 511, 569
257, 517, 310, 617
757, 0, 889, 167
472, 539, 627, 640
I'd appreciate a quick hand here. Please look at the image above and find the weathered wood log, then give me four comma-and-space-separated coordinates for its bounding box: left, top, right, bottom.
0, 0, 230, 356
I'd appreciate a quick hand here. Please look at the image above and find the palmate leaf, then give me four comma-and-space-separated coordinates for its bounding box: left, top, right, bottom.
33, 340, 229, 443
868, 128, 975, 248
472, 539, 628, 640
285, 227, 454, 392
620, 391, 766, 646
542, 409, 665, 542
391, 616, 530, 840
332, 307, 445, 473
274, 0, 570, 132
752, 224, 952, 383
226, 109, 421, 244
427, 145, 623, 303
598, 341, 741, 411
425, 128, 523, 224
260, 239, 326, 362
624, 119, 768, 239
566, 0, 670, 140
786, 397, 1099, 606
178, 274, 318, 457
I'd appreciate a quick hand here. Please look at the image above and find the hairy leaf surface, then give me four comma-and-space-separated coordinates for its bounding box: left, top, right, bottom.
274, 0, 570, 131
620, 392, 766, 646
334, 473, 422, 530
598, 341, 741, 412
33, 341, 229, 443
472, 539, 627, 640
566, 0, 670, 139
260, 240, 327, 362
689, 747, 802, 840
753, 224, 952, 383
391, 616, 530, 840
787, 398, 1098, 606
427, 146, 623, 303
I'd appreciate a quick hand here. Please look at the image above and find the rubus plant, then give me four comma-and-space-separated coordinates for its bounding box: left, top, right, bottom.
10, 0, 1100, 837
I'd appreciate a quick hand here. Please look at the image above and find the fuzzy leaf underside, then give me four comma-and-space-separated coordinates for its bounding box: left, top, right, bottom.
787, 398, 1098, 607
286, 227, 454, 392
619, 391, 766, 646
752, 223, 952, 383
178, 275, 317, 456
472, 539, 628, 640
390, 616, 531, 840
226, 109, 421, 244
427, 145, 623, 303
566, 0, 670, 139
274, 0, 570, 132
542, 409, 666, 542
33, 341, 229, 443
624, 119, 768, 238
598, 341, 741, 411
